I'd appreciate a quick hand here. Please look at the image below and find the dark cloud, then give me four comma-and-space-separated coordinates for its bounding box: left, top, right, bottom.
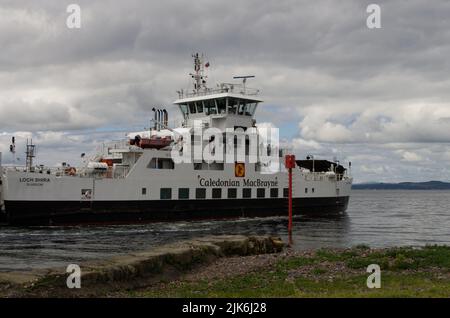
1, 0, 450, 182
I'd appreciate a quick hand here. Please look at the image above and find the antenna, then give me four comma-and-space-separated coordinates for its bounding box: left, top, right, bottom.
233, 75, 255, 93
189, 53, 208, 93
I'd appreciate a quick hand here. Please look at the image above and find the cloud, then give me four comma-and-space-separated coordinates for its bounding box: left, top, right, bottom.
1, 0, 450, 182
398, 150, 422, 162
297, 102, 450, 144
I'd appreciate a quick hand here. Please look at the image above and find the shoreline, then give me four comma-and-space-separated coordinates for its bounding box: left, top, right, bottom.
0, 235, 449, 298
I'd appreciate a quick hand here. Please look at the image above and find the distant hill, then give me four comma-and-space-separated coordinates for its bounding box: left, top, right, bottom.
352, 181, 450, 190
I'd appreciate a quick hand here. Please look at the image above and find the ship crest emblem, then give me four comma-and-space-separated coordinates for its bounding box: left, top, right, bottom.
235, 163, 245, 177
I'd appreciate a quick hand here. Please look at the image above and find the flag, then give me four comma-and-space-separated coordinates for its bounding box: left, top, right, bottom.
205, 61, 210, 68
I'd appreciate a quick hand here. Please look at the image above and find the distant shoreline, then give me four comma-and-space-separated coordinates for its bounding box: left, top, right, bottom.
352, 181, 450, 190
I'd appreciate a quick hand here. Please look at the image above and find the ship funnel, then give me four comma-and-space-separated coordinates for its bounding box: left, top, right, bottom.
157, 109, 161, 131
152, 108, 157, 130
163, 109, 168, 127
159, 109, 164, 131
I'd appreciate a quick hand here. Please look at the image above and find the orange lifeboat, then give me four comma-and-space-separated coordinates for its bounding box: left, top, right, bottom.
138, 136, 173, 149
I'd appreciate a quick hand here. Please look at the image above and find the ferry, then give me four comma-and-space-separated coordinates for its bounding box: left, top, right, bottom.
0, 54, 352, 225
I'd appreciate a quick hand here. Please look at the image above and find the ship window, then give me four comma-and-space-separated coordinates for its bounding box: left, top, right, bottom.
246, 102, 257, 116
188, 102, 196, 114
212, 188, 222, 199
243, 188, 252, 198
142, 187, 147, 195
227, 97, 238, 114
305, 188, 308, 194
178, 188, 189, 199
204, 99, 217, 115
160, 188, 172, 200
193, 162, 224, 170
228, 188, 237, 199
283, 188, 289, 198
209, 163, 224, 170
312, 188, 315, 193
238, 100, 246, 115
195, 102, 203, 113
216, 98, 226, 114
270, 188, 278, 198
196, 188, 206, 199
179, 104, 188, 118
257, 188, 265, 198
148, 158, 174, 169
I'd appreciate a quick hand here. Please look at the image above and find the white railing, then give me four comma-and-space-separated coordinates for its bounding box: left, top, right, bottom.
178, 84, 260, 99
2, 164, 130, 179
303, 172, 348, 182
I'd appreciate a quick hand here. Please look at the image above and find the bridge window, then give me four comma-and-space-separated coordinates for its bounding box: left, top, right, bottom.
238, 100, 246, 115
227, 97, 238, 114
188, 102, 196, 114
179, 104, 188, 118
216, 98, 226, 114
195, 101, 203, 113
204, 99, 217, 115
246, 103, 257, 116
283, 188, 288, 198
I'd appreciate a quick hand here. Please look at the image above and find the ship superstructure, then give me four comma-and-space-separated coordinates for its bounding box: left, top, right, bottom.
0, 54, 352, 225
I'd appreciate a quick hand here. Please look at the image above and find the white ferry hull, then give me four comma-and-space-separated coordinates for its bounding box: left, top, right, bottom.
1, 165, 352, 225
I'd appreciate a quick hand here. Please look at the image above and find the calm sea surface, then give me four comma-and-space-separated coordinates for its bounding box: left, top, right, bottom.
1, 190, 449, 272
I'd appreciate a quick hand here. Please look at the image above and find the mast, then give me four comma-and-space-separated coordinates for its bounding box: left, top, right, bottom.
25, 139, 36, 172
189, 53, 208, 93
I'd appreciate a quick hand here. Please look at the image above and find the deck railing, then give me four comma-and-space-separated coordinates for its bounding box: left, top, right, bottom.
303, 172, 348, 182
178, 84, 260, 99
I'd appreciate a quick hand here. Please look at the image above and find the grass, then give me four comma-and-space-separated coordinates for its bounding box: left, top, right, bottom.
131, 245, 450, 298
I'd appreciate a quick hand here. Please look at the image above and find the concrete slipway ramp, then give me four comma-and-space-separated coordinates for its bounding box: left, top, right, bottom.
0, 235, 284, 295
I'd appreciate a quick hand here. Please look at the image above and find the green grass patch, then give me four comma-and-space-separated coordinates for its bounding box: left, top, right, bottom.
131, 246, 450, 298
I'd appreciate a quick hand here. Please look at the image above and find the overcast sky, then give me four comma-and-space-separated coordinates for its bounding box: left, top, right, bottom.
1, 0, 450, 183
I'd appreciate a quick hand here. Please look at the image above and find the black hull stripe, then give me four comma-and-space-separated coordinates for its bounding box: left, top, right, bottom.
4, 197, 349, 225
